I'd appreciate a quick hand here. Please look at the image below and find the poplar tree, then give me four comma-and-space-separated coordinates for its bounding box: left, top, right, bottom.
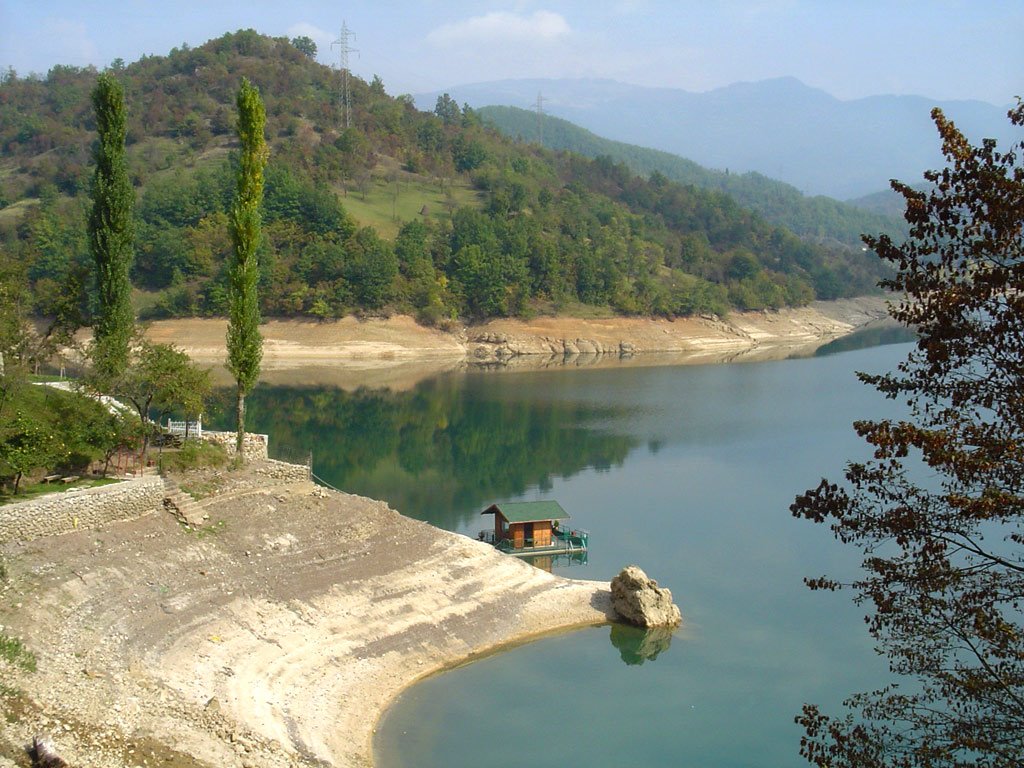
88, 73, 134, 381
226, 78, 268, 460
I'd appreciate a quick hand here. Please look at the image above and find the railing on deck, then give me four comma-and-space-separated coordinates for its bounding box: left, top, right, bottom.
166, 417, 202, 438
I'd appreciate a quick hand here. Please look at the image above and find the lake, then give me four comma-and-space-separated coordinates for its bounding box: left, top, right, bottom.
210, 331, 912, 768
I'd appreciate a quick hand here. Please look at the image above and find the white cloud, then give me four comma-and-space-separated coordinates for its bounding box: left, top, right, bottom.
427, 10, 571, 46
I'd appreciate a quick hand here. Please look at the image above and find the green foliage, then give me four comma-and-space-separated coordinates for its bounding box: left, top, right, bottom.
227, 78, 266, 395
344, 227, 398, 309
479, 105, 906, 249
451, 244, 507, 317
88, 73, 135, 380
159, 439, 228, 472
227, 77, 267, 457
0, 409, 67, 493
0, 30, 892, 328
290, 36, 317, 59
0, 634, 36, 673
0, 250, 32, 367
0, 383, 129, 493
434, 93, 460, 126
207, 376, 637, 529
108, 341, 211, 450
451, 135, 488, 173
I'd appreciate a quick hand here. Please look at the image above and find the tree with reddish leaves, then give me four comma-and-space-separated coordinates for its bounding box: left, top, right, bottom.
792, 101, 1024, 768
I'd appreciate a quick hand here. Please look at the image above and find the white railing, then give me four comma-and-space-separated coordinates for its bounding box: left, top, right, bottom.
166, 417, 203, 438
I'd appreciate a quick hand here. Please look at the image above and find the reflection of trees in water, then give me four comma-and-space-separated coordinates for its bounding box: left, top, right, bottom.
208, 376, 638, 530
609, 624, 675, 665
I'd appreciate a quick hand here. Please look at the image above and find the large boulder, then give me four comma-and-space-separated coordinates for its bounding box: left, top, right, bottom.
610, 565, 682, 628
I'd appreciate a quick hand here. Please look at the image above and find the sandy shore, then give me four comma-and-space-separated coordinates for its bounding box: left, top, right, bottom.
0, 468, 614, 767
138, 297, 891, 388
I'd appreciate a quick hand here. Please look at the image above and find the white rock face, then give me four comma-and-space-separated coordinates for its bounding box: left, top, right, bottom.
610, 565, 682, 628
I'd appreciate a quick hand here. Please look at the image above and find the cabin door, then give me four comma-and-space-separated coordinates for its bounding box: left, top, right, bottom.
523, 522, 534, 547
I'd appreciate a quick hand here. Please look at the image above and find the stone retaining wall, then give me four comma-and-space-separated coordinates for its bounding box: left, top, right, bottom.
252, 459, 310, 483
0, 476, 166, 543
201, 431, 269, 461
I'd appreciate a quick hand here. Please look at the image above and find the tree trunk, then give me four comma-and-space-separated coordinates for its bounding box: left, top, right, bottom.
236, 386, 246, 463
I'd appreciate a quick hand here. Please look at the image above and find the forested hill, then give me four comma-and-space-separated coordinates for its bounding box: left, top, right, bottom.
478, 105, 906, 248
0, 30, 887, 326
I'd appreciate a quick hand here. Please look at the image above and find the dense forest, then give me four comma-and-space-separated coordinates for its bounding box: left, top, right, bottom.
0, 30, 887, 329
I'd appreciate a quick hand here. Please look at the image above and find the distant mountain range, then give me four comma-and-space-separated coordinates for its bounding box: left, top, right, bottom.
476, 104, 906, 248
416, 77, 1020, 199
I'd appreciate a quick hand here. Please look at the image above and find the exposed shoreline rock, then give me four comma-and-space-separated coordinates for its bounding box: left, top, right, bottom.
127, 296, 891, 386
611, 565, 683, 628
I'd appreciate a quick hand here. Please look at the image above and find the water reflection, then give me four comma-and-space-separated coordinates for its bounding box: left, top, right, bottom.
513, 550, 589, 573
208, 375, 639, 531
609, 624, 675, 665
812, 323, 915, 357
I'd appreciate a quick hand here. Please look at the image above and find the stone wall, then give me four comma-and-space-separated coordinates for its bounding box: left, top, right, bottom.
201, 431, 269, 461
0, 476, 166, 544
252, 459, 311, 483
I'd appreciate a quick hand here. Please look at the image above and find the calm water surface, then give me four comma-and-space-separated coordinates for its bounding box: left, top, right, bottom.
212, 334, 912, 768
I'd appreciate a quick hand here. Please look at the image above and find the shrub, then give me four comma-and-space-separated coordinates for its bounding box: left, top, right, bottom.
159, 439, 228, 473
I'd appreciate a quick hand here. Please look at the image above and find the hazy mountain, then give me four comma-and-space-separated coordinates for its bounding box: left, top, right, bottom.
477, 104, 906, 248
417, 78, 1019, 199
0, 31, 890, 327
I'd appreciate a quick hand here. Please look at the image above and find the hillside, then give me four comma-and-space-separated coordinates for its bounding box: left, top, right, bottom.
477, 104, 906, 248
0, 30, 887, 333
417, 77, 1019, 199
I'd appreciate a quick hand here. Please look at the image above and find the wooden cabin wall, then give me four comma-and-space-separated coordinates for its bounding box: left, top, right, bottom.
535, 522, 552, 547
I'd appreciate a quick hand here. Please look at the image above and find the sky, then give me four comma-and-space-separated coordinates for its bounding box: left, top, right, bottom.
0, 0, 1021, 106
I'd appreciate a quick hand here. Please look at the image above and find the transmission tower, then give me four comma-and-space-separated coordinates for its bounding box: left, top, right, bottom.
332, 21, 359, 129
533, 91, 548, 144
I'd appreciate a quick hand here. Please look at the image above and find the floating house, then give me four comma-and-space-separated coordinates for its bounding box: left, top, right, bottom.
480, 500, 588, 557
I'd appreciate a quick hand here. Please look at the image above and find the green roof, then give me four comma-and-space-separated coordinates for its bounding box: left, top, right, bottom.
481, 501, 570, 524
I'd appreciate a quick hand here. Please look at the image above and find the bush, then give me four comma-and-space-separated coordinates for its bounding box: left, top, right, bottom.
159, 439, 228, 472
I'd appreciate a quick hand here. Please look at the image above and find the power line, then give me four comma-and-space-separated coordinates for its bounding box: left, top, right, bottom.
331, 21, 359, 129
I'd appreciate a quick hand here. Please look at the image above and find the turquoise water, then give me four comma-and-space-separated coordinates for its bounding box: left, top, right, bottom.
211, 334, 912, 767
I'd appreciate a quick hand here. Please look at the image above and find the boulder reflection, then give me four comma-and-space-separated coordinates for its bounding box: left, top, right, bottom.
609, 623, 675, 666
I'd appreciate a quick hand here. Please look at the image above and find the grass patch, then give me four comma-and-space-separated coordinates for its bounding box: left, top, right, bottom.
27, 373, 68, 383
181, 518, 226, 539
0, 476, 123, 506
0, 635, 36, 673
132, 287, 166, 317
159, 440, 229, 474
178, 478, 222, 499
337, 176, 482, 239
536, 299, 619, 320
0, 197, 38, 225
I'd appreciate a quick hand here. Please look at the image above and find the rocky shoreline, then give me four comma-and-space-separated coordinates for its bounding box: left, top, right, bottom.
138, 296, 892, 388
